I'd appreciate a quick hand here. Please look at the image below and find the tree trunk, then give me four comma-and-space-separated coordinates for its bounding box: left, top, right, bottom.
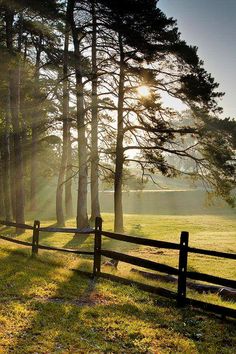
1, 100, 12, 220
9, 131, 16, 220
90, 0, 101, 224
6, 10, 25, 233
9, 70, 25, 231
114, 34, 125, 233
0, 156, 5, 217
65, 130, 73, 218
30, 121, 37, 212
56, 16, 70, 226
30, 38, 42, 212
68, 0, 88, 229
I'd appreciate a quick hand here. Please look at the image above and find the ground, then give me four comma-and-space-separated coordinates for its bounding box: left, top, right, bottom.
0, 214, 235, 353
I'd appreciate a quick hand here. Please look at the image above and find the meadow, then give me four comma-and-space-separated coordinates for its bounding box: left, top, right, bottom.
0, 213, 235, 353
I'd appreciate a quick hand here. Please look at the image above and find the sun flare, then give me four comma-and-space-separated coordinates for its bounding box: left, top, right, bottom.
137, 85, 150, 97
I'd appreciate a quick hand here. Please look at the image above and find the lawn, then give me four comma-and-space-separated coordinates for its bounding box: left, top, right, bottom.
0, 214, 235, 353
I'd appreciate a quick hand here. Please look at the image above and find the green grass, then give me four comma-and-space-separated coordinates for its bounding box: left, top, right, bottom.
0, 214, 235, 353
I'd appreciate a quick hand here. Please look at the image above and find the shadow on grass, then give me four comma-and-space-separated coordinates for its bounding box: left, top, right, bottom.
0, 246, 236, 353
64, 234, 91, 249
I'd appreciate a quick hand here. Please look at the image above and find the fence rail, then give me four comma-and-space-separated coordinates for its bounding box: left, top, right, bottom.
0, 220, 33, 230
0, 217, 235, 319
100, 250, 179, 275
101, 230, 180, 249
39, 226, 94, 234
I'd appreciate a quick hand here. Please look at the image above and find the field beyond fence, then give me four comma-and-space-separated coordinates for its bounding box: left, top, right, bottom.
0, 217, 236, 320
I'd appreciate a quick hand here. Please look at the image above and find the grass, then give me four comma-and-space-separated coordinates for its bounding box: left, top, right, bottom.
0, 213, 235, 353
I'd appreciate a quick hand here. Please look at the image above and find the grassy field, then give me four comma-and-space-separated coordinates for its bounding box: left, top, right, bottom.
0, 214, 235, 353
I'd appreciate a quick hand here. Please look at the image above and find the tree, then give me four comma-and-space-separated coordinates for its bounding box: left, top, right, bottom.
68, 0, 89, 229
107, 0, 235, 236
5, 8, 25, 232
90, 0, 101, 223
56, 0, 71, 226
0, 0, 234, 238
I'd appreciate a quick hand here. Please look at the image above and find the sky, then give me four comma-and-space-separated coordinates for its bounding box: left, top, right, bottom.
158, 0, 236, 118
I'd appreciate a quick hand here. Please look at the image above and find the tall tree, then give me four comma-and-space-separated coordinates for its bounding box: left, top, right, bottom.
5, 8, 25, 232
68, 0, 89, 228
96, 0, 235, 235
90, 0, 101, 223
56, 1, 71, 226
99, 0, 181, 231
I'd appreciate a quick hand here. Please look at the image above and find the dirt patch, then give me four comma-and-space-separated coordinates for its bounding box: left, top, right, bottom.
74, 291, 112, 306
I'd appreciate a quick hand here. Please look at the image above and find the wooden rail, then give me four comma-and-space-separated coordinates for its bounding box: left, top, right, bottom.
0, 235, 32, 247
0, 217, 235, 319
0, 220, 33, 230
100, 250, 179, 275
101, 230, 180, 249
95, 218, 236, 319
187, 246, 236, 260
39, 226, 94, 234
0, 235, 93, 255
186, 271, 236, 289
0, 219, 95, 257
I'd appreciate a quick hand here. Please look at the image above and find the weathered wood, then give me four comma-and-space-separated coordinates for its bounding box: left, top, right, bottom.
187, 246, 236, 260
0, 234, 32, 246
38, 244, 94, 255
130, 268, 223, 294
39, 226, 94, 234
187, 271, 236, 289
99, 272, 176, 299
101, 230, 180, 250
0, 233, 94, 255
100, 250, 179, 275
32, 220, 40, 256
177, 231, 189, 306
185, 297, 236, 319
219, 288, 236, 302
0, 220, 33, 230
93, 217, 102, 276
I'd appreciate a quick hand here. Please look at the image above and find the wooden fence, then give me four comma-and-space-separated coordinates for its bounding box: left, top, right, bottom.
0, 217, 235, 319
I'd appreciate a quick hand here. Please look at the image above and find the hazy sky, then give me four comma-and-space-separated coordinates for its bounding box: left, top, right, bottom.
159, 0, 236, 118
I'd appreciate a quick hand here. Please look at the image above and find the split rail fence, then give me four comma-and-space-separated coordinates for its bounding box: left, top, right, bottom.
0, 217, 235, 319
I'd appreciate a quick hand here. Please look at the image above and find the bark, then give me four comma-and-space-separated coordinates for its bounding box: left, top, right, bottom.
9, 70, 25, 231
1, 99, 12, 220
68, 0, 88, 228
30, 37, 42, 212
0, 157, 5, 217
9, 132, 16, 220
56, 16, 70, 226
18, 14, 28, 177
5, 11, 15, 220
114, 33, 125, 233
6, 10, 25, 232
65, 130, 73, 218
90, 0, 101, 223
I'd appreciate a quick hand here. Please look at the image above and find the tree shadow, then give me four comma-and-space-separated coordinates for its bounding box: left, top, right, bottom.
64, 234, 92, 249
0, 246, 236, 353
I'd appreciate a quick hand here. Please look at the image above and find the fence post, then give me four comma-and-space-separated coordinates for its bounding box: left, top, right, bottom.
177, 231, 189, 306
32, 220, 40, 256
93, 217, 102, 277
